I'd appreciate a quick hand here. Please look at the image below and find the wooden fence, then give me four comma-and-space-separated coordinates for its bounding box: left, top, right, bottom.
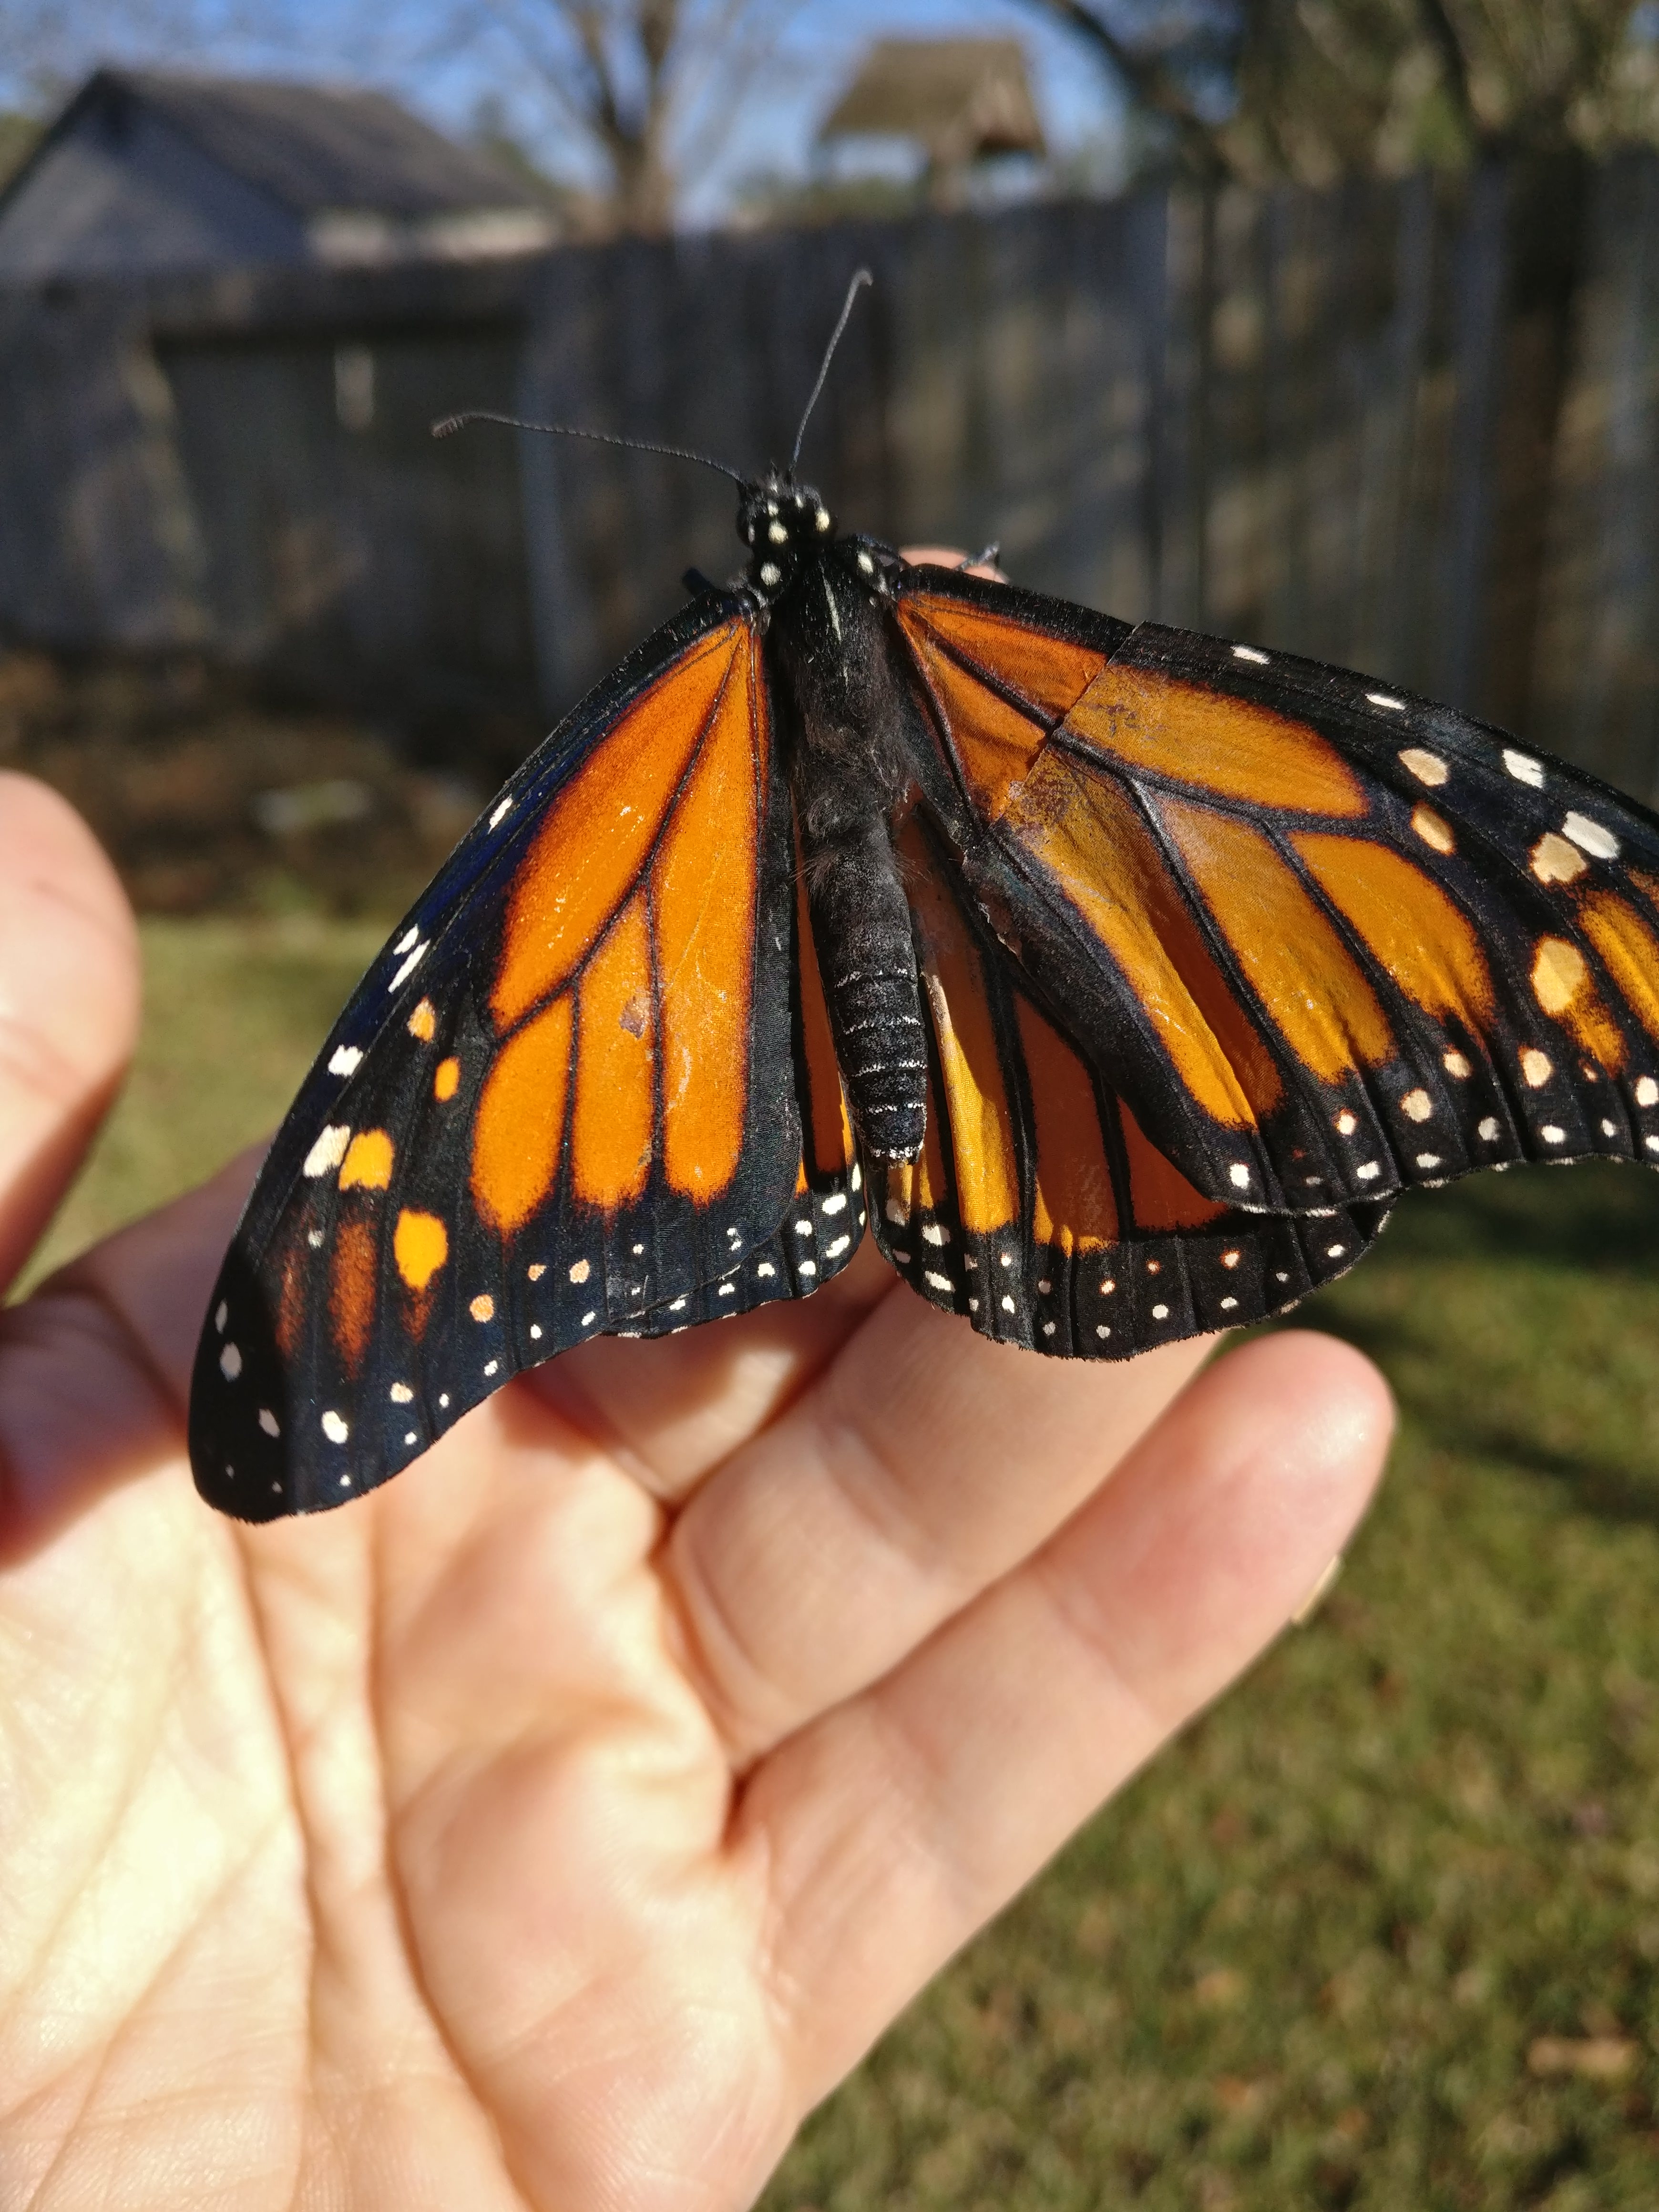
3, 152, 1659, 795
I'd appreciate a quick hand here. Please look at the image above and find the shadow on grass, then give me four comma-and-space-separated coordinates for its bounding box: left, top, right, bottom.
1279, 1159, 1659, 1531
1366, 1157, 1659, 1277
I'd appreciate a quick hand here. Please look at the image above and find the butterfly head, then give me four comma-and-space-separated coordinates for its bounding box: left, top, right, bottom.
737, 477, 833, 596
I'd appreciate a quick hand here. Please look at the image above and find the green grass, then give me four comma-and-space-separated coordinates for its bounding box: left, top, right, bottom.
30, 919, 1659, 2208
22, 915, 387, 1291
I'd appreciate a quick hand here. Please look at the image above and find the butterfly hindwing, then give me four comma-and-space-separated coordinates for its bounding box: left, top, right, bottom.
892, 566, 1659, 1215
865, 812, 1390, 1358
190, 597, 849, 1519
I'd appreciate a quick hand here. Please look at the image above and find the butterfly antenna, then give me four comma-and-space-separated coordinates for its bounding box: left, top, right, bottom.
432, 410, 748, 487
788, 267, 872, 480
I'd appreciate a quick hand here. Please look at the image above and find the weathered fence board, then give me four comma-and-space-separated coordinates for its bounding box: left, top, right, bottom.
7, 156, 1659, 796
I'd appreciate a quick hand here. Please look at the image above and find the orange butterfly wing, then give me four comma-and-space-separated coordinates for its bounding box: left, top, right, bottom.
865, 811, 1387, 1354
893, 570, 1659, 1225
191, 601, 861, 1518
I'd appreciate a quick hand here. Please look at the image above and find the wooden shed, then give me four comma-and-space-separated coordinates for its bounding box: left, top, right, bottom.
819, 38, 1046, 186
0, 68, 556, 282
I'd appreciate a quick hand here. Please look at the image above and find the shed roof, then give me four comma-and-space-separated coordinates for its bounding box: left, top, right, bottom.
819, 39, 1045, 164
32, 68, 543, 218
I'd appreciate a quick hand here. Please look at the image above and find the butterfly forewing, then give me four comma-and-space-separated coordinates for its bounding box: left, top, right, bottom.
891, 568, 1659, 1216
191, 599, 822, 1518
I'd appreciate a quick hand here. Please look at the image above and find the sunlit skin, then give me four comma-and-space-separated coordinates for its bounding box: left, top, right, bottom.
0, 572, 1393, 2212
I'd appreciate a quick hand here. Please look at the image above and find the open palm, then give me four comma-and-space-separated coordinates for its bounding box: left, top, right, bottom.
0, 771, 1391, 2211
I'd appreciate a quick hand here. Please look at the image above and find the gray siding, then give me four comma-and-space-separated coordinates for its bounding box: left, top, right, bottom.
0, 106, 304, 280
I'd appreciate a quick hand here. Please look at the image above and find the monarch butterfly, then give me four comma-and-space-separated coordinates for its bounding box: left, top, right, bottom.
190, 273, 1659, 1520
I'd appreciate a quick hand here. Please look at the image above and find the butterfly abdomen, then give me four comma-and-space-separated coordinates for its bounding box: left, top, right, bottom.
806, 812, 928, 1159
776, 549, 929, 1161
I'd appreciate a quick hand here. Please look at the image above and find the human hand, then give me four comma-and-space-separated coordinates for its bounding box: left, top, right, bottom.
0, 748, 1390, 2212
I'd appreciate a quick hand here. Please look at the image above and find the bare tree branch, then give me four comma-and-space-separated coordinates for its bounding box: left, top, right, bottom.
456, 0, 797, 230
1014, 0, 1242, 178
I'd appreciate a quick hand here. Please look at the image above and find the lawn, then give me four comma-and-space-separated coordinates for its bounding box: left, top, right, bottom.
26, 916, 1659, 2211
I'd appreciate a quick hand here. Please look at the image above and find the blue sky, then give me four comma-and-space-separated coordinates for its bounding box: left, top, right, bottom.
2, 0, 1130, 223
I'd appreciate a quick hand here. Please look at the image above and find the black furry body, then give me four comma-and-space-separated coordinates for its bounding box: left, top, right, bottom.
762, 519, 931, 1162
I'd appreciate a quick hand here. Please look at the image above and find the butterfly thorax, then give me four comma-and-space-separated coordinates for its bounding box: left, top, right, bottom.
737, 476, 834, 594
749, 488, 930, 1165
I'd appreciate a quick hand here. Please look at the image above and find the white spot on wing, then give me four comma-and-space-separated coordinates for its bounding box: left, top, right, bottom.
394, 926, 419, 954
826, 1234, 851, 1258
303, 1124, 351, 1178
1398, 752, 1451, 787
389, 942, 427, 992
1478, 1116, 1501, 1141
1229, 1164, 1250, 1188
1232, 644, 1269, 664
1638, 1076, 1659, 1106
1563, 811, 1619, 860
490, 797, 512, 830
321, 1410, 349, 1443
328, 1045, 362, 1077
1503, 749, 1545, 787
214, 1301, 227, 1333
258, 1408, 279, 1436
1368, 692, 1406, 713
924, 1269, 953, 1291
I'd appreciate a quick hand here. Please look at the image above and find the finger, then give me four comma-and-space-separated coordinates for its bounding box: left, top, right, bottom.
58, 1147, 258, 1407
899, 543, 1008, 581
0, 774, 139, 1290
524, 1239, 896, 1502
666, 1276, 1216, 1761
0, 1150, 255, 1553
741, 1330, 1393, 2105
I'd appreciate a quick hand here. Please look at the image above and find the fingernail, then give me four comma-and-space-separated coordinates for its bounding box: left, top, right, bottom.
1291, 1552, 1343, 1627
